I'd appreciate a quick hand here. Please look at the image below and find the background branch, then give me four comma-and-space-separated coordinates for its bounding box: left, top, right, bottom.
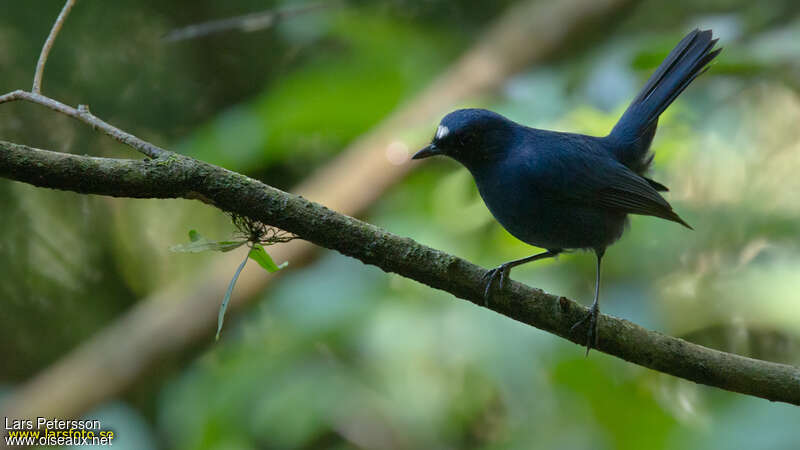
1, 139, 799, 406
163, 1, 336, 42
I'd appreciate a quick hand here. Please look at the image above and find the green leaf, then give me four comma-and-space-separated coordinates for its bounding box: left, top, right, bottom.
170, 230, 247, 253
170, 240, 246, 253
248, 244, 288, 273
217, 251, 250, 341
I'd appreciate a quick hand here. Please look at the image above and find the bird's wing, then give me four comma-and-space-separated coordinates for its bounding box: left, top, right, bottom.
591, 166, 691, 228
530, 138, 690, 228
643, 176, 668, 191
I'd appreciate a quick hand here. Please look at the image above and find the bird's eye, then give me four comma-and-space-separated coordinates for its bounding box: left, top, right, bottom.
435, 125, 450, 140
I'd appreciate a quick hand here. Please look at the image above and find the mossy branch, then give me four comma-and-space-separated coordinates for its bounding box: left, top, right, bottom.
2, 139, 799, 405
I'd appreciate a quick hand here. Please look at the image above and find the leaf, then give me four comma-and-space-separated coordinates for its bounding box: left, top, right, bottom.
217, 251, 250, 341
249, 244, 288, 273
170, 230, 247, 253
170, 240, 246, 253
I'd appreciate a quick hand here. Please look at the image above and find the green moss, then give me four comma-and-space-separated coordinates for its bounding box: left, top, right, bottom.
155, 154, 182, 166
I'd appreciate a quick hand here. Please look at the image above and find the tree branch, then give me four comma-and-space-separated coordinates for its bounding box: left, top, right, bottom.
2, 139, 799, 405
0, 90, 170, 159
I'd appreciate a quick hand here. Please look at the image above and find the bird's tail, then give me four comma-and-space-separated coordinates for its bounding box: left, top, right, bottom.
608, 29, 720, 171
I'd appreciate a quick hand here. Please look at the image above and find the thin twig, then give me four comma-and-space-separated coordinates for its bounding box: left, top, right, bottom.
0, 90, 169, 159
32, 0, 77, 94
164, 1, 336, 42
18, 0, 170, 159
7, 0, 169, 160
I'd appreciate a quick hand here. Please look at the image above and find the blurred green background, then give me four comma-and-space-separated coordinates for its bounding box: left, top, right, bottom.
2, 0, 800, 448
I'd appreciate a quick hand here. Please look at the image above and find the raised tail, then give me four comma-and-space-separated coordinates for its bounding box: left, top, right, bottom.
608, 29, 721, 172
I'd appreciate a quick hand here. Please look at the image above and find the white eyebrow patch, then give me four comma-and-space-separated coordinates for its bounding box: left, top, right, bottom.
435, 125, 449, 140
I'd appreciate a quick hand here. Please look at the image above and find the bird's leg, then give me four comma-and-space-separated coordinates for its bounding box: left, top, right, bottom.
482, 249, 560, 306
571, 249, 604, 355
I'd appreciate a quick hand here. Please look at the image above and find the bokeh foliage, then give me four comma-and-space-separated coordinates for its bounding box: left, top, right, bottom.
2, 0, 800, 449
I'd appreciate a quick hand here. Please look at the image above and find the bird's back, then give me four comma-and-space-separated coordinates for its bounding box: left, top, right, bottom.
468, 126, 688, 251
468, 128, 629, 251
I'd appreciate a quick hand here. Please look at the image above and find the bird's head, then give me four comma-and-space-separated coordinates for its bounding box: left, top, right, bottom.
412, 108, 516, 168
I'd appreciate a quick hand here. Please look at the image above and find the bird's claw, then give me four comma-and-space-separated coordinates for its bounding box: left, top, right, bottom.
570, 303, 600, 356
482, 264, 509, 306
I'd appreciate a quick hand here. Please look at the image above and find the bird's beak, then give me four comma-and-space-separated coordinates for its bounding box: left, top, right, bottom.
412, 143, 440, 160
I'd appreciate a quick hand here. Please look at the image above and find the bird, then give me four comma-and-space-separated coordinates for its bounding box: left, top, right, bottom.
412, 29, 720, 354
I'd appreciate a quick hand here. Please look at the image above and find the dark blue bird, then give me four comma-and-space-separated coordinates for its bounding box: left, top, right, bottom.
413, 29, 720, 353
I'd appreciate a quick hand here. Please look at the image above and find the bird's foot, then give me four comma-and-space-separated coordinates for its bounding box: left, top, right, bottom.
570, 303, 600, 356
482, 264, 511, 306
